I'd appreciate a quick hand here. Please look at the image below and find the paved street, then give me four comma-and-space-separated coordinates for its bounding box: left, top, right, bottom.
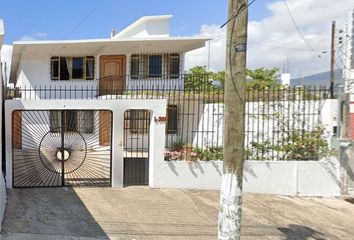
1, 187, 354, 239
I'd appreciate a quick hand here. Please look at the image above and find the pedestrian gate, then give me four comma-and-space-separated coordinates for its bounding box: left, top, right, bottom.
123, 109, 150, 186
12, 110, 112, 187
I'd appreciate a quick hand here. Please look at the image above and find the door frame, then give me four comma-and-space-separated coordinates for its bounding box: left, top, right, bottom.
99, 55, 127, 95
99, 55, 127, 78
123, 109, 151, 186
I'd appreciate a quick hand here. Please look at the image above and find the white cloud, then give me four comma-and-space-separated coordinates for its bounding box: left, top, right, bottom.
185, 24, 226, 72
185, 0, 354, 77
19, 32, 48, 41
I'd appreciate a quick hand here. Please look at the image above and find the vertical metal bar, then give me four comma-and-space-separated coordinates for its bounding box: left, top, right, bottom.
61, 110, 65, 186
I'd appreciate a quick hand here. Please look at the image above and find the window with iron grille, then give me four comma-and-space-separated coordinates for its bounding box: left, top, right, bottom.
130, 53, 180, 79
50, 56, 95, 81
148, 55, 162, 77
169, 54, 180, 79
49, 110, 94, 133
130, 55, 140, 79
129, 110, 149, 133
167, 105, 178, 134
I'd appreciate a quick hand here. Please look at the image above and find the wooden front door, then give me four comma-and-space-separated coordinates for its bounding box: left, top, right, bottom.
99, 55, 126, 95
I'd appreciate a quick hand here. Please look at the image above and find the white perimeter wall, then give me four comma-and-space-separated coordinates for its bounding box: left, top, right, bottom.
153, 157, 341, 197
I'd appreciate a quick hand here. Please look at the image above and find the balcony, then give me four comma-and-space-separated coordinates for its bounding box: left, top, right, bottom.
6, 74, 216, 100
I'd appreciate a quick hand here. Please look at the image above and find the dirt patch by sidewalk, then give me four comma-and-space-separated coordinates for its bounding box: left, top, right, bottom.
2, 187, 354, 239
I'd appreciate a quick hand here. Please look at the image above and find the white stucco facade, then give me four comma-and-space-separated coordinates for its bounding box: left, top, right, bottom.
10, 15, 209, 88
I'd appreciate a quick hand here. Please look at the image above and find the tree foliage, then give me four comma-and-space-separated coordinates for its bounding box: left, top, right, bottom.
185, 66, 282, 91
184, 66, 225, 91
246, 67, 282, 90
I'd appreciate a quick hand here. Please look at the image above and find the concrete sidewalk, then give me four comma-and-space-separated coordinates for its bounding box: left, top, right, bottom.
1, 187, 354, 239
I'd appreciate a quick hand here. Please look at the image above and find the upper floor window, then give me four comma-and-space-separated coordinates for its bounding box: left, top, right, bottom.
130, 53, 181, 79
50, 56, 95, 81
169, 54, 180, 79
148, 55, 162, 77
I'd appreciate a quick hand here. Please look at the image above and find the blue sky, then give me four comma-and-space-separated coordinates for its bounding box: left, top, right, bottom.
2, 0, 352, 76
0, 0, 273, 44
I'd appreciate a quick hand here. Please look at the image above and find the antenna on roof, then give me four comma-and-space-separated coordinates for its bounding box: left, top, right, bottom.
111, 29, 117, 38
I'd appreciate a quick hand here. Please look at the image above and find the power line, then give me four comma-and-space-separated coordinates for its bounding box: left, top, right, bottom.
220, 0, 256, 28
63, 0, 103, 39
15, 0, 104, 82
283, 0, 316, 52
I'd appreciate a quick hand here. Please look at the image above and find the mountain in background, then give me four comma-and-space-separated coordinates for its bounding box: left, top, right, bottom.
290, 69, 343, 88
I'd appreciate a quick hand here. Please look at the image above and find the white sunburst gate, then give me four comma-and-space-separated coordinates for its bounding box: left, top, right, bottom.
11, 110, 113, 187
5, 99, 167, 188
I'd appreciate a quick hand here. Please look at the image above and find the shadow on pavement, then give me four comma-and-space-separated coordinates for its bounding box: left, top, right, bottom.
344, 197, 354, 204
277, 224, 325, 240
1, 188, 108, 239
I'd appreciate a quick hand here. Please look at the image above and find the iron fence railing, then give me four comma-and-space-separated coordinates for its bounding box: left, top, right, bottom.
6, 74, 332, 160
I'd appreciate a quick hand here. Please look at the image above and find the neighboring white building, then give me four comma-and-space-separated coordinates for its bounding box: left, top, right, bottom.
343, 9, 354, 139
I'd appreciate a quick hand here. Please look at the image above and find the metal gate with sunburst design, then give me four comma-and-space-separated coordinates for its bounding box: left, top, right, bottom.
12, 110, 112, 187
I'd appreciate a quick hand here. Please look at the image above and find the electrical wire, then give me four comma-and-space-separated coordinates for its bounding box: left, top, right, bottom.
13, 0, 104, 82
221, 0, 256, 29
283, 0, 316, 52
62, 0, 103, 40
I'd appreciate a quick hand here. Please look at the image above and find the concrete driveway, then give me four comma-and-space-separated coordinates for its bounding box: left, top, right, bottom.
1, 187, 354, 239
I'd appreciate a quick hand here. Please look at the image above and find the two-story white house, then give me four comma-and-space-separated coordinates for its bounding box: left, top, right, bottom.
5, 15, 210, 189
10, 15, 208, 93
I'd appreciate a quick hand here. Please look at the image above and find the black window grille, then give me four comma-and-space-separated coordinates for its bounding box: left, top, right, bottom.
59, 57, 70, 80
72, 57, 84, 79
86, 56, 95, 80
148, 55, 162, 77
131, 54, 140, 79
50, 57, 59, 80
51, 56, 95, 81
169, 54, 180, 79
129, 53, 181, 78
129, 110, 149, 134
167, 105, 178, 134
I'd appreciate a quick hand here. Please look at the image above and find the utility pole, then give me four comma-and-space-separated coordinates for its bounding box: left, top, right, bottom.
330, 21, 336, 98
218, 0, 248, 239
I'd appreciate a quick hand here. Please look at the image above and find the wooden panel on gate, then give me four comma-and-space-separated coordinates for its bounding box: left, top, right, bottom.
12, 111, 22, 149
99, 111, 111, 146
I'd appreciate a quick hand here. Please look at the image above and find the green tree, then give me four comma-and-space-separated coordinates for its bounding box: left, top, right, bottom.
246, 67, 282, 90
185, 66, 282, 91
184, 66, 225, 91
184, 66, 213, 91
212, 71, 225, 88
